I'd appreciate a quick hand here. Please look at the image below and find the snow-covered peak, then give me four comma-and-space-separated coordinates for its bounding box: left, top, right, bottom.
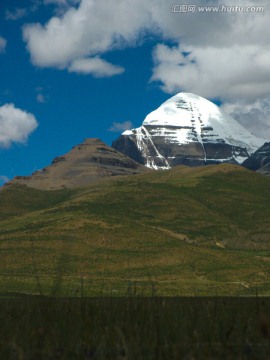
113, 92, 267, 169
142, 92, 265, 154
143, 92, 220, 126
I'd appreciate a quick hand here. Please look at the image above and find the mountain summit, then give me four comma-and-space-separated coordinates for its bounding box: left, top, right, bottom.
8, 138, 148, 190
112, 93, 265, 169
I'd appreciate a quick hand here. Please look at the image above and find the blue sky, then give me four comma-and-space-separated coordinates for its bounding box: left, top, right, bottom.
0, 0, 269, 185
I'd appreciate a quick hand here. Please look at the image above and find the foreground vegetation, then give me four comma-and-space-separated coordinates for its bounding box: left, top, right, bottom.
0, 296, 269, 359
0, 164, 269, 296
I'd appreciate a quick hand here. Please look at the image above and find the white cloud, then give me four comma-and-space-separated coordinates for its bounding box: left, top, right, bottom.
152, 43, 270, 138
68, 57, 124, 77
20, 0, 270, 137
0, 104, 38, 148
44, 0, 81, 15
151, 43, 270, 102
108, 120, 133, 133
36, 94, 46, 103
221, 99, 270, 138
23, 0, 156, 74
44, 0, 80, 6
148, 0, 270, 102
22, 0, 270, 110
5, 8, 27, 21
152, 44, 187, 65
148, 0, 270, 138
0, 37, 7, 53
35, 86, 49, 103
5, 0, 41, 21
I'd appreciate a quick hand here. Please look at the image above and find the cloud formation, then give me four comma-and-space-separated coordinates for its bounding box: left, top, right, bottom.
23, 0, 155, 73
221, 99, 270, 138
36, 94, 46, 103
0, 104, 38, 148
43, 0, 81, 15
151, 43, 270, 102
0, 37, 7, 52
5, 0, 40, 21
149, 0, 270, 137
5, 8, 27, 21
22, 0, 270, 136
68, 57, 124, 76
23, 0, 269, 90
108, 120, 133, 133
44, 0, 80, 6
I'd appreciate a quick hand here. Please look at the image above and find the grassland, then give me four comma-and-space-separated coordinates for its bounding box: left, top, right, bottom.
0, 164, 269, 296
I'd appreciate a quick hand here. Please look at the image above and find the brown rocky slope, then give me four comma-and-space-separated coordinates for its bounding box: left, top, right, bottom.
8, 138, 148, 190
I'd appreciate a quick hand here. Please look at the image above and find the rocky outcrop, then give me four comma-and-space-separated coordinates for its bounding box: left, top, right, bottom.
8, 138, 148, 190
242, 142, 270, 175
113, 128, 249, 168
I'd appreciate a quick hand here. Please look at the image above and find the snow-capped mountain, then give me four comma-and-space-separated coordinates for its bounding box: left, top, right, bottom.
112, 93, 266, 169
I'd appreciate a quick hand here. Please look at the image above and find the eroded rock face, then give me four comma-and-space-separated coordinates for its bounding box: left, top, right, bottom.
112, 93, 265, 169
8, 138, 148, 190
113, 129, 250, 168
242, 142, 270, 175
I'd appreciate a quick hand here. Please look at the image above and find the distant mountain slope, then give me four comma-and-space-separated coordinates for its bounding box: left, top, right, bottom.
7, 138, 148, 190
113, 93, 265, 169
1, 164, 270, 296
242, 142, 270, 176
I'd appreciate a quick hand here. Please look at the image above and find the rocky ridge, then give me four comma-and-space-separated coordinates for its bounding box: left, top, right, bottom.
242, 142, 270, 176
8, 138, 148, 190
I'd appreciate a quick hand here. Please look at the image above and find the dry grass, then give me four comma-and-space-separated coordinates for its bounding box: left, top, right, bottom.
0, 164, 269, 296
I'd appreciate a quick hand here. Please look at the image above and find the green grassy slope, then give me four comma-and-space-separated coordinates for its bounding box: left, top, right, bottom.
0, 164, 269, 296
